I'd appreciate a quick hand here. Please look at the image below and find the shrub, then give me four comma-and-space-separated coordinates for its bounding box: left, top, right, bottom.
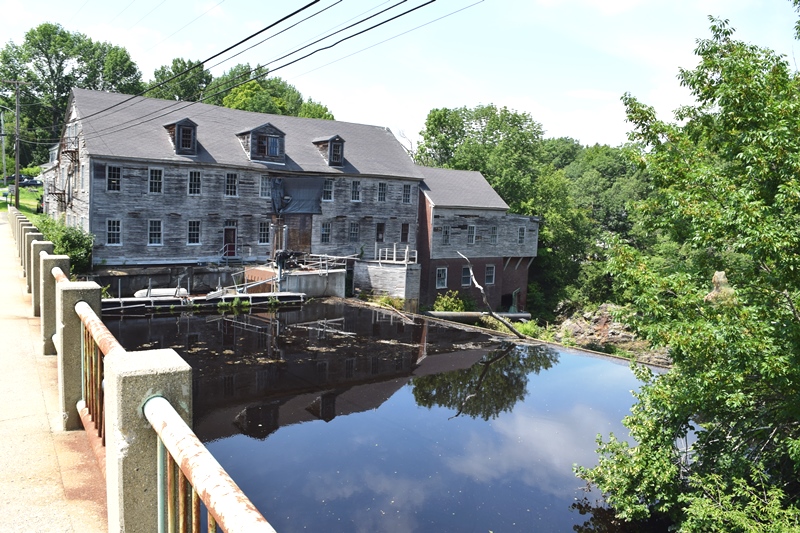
432, 290, 475, 312
35, 215, 94, 274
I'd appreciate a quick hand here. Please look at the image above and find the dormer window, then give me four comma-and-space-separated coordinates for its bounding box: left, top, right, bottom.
312, 135, 345, 167
179, 125, 194, 151
330, 141, 343, 165
164, 118, 197, 155
239, 123, 285, 164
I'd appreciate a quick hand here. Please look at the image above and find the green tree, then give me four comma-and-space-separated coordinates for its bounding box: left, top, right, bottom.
208, 63, 334, 119
576, 18, 800, 530
415, 104, 592, 320
0, 23, 144, 165
203, 63, 267, 106
298, 98, 334, 120
145, 58, 211, 102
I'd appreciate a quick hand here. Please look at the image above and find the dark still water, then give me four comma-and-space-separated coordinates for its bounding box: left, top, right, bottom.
104, 300, 642, 532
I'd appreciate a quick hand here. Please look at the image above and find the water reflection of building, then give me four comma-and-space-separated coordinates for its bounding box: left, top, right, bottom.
103, 300, 495, 442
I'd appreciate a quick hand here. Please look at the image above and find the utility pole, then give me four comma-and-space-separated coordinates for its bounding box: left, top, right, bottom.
2, 80, 27, 209
14, 82, 19, 209
1, 110, 6, 181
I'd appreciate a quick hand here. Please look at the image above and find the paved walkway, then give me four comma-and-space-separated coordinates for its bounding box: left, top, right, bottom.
0, 214, 107, 532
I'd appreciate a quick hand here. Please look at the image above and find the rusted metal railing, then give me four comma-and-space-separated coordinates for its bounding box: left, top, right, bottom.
75, 300, 125, 446
144, 396, 276, 533
72, 292, 274, 532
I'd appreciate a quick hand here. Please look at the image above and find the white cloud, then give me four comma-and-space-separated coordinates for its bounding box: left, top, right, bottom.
445, 403, 628, 498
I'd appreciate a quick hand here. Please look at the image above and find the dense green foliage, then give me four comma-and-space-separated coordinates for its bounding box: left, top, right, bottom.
575, 18, 800, 530
431, 290, 475, 312
0, 27, 336, 169
0, 23, 144, 165
35, 214, 94, 274
415, 105, 646, 320
145, 58, 211, 102
193, 62, 334, 118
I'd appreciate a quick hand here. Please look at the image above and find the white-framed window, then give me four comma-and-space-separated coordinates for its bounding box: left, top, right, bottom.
518, 227, 526, 244
149, 168, 163, 194
80, 164, 85, 190
321, 222, 331, 243
467, 225, 476, 245
258, 221, 270, 244
107, 219, 121, 245
461, 266, 471, 287
351, 180, 361, 202
401, 223, 409, 243
377, 182, 387, 202
260, 175, 271, 198
188, 171, 201, 195
442, 225, 450, 245
225, 173, 238, 197
490, 226, 498, 245
402, 183, 412, 204
188, 220, 201, 245
178, 125, 194, 152
255, 134, 284, 158
107, 165, 121, 192
330, 141, 343, 165
148, 220, 162, 246
322, 179, 334, 201
485, 264, 496, 285
349, 222, 360, 242
435, 267, 448, 289
376, 222, 385, 243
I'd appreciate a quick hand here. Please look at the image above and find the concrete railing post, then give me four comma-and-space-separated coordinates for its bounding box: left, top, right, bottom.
105, 348, 192, 533
12, 211, 24, 242
55, 280, 101, 430
31, 241, 55, 317
41, 255, 70, 355
24, 232, 43, 292
19, 223, 34, 265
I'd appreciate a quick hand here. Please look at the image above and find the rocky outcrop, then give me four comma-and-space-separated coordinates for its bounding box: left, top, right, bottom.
554, 304, 671, 367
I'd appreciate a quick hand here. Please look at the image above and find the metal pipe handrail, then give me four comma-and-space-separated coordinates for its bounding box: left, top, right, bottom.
75, 300, 126, 357
144, 396, 276, 533
52, 265, 69, 283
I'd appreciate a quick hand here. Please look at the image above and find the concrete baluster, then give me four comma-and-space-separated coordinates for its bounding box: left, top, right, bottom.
105, 348, 192, 533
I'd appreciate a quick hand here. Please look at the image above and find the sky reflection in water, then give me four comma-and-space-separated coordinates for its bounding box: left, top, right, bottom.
105, 300, 642, 532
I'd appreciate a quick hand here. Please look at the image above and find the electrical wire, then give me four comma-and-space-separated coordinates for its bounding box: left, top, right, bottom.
293, 0, 484, 79
129, 0, 167, 30
108, 0, 139, 25
67, 0, 322, 127
144, 0, 227, 52
80, 0, 439, 141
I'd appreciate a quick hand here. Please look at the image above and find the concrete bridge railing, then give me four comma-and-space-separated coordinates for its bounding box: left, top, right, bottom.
9, 207, 276, 533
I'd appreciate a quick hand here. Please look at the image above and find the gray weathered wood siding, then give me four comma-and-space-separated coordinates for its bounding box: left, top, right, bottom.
88, 160, 276, 265
311, 177, 420, 259
62, 153, 420, 266
429, 207, 538, 260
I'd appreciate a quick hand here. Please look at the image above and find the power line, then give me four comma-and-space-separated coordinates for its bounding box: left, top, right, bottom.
129, 0, 168, 30
294, 0, 484, 79
69, 0, 323, 127
203, 0, 345, 74
79, 0, 440, 141
108, 0, 139, 25
144, 0, 227, 52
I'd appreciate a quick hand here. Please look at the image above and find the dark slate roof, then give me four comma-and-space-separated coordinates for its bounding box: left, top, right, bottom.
417, 166, 508, 210
70, 88, 424, 180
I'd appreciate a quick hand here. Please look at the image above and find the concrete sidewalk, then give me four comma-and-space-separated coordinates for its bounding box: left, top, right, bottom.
0, 214, 107, 532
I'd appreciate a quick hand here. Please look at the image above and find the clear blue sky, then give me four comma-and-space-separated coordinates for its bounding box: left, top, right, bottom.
2, 0, 798, 148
